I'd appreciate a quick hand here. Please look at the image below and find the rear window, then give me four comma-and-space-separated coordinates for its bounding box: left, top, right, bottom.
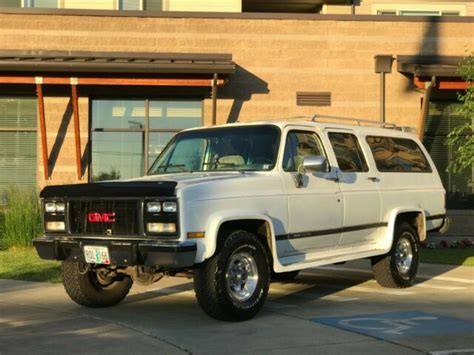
366, 136, 432, 173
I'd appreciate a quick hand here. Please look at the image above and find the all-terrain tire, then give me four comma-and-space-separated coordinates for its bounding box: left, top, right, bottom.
371, 221, 419, 288
271, 270, 300, 282
62, 262, 133, 307
193, 230, 270, 321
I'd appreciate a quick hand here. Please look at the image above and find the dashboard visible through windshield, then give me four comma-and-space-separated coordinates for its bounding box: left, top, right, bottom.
149, 125, 281, 174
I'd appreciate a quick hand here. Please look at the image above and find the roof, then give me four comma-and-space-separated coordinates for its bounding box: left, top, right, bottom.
0, 50, 235, 75
397, 55, 464, 78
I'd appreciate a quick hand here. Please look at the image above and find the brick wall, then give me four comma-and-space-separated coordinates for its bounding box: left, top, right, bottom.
0, 13, 472, 186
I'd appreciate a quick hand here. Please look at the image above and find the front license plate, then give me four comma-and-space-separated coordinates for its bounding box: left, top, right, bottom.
84, 245, 110, 265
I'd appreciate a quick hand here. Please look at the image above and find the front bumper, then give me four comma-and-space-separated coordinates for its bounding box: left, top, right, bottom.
33, 237, 197, 269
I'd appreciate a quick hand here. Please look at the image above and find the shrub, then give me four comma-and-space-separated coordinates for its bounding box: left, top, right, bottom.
0, 187, 42, 249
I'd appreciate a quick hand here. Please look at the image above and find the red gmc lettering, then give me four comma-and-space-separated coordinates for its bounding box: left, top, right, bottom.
87, 212, 116, 223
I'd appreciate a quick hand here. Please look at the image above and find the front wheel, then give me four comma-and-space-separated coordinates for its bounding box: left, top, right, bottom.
62, 262, 133, 307
371, 221, 419, 288
193, 230, 270, 321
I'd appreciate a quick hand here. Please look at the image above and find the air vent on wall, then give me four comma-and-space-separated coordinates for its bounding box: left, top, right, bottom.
296, 92, 331, 106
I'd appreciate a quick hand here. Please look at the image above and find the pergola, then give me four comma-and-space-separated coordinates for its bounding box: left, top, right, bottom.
0, 50, 235, 180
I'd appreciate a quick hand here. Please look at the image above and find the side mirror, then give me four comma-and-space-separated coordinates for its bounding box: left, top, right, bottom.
303, 155, 327, 172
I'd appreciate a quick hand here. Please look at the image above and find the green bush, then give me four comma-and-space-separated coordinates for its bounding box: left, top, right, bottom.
0, 187, 42, 249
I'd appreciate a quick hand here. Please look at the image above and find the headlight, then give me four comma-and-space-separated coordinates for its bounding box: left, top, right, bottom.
44, 202, 65, 214
146, 202, 161, 213
162, 201, 177, 213
45, 221, 65, 232
147, 223, 176, 233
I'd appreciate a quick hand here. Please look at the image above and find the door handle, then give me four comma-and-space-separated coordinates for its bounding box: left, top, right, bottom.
367, 176, 380, 182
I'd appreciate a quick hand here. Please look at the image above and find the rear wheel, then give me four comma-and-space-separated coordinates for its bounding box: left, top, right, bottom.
62, 262, 132, 307
193, 230, 270, 321
371, 222, 419, 288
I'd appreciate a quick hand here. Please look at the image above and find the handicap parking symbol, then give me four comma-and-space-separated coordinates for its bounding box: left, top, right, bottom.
311, 311, 473, 340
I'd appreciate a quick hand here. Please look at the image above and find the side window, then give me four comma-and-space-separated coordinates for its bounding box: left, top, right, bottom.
366, 136, 432, 172
283, 131, 328, 172
328, 132, 369, 172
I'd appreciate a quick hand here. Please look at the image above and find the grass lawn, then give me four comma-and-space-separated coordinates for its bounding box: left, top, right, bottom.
0, 247, 62, 283
420, 248, 474, 266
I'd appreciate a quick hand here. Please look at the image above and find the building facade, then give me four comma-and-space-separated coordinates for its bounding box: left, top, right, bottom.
0, 8, 472, 232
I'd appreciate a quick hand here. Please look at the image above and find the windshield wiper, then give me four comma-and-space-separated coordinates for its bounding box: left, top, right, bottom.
157, 164, 193, 173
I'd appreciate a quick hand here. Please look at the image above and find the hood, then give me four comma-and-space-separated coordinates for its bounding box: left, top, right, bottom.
125, 172, 247, 188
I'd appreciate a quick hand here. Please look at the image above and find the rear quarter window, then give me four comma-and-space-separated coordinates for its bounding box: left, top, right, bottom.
366, 136, 432, 173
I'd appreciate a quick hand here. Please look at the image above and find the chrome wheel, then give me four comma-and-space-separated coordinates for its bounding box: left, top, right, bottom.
225, 251, 259, 302
395, 235, 413, 275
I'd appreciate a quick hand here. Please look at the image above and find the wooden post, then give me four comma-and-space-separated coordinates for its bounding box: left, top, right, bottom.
71, 84, 82, 180
36, 83, 49, 180
418, 79, 434, 141
212, 73, 218, 126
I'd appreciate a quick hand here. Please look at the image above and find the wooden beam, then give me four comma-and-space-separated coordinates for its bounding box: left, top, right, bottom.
0, 76, 226, 87
36, 83, 49, 180
71, 84, 82, 180
414, 76, 472, 90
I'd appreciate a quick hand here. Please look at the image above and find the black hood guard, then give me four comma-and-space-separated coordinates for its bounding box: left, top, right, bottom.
40, 181, 177, 199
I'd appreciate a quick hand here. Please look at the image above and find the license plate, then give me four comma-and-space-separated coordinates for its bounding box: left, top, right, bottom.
84, 245, 110, 265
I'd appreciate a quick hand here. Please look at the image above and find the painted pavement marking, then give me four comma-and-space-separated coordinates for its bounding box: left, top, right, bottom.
429, 349, 474, 355
270, 285, 360, 302
317, 266, 474, 284
311, 311, 474, 341
345, 286, 413, 296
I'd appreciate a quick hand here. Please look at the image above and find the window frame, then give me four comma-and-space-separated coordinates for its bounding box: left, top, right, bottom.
327, 131, 369, 173
366, 135, 433, 173
282, 129, 330, 173
88, 97, 203, 182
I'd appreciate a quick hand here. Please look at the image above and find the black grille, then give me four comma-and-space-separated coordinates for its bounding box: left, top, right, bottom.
69, 200, 140, 236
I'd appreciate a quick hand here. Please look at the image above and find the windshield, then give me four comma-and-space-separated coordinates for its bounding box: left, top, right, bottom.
149, 125, 281, 174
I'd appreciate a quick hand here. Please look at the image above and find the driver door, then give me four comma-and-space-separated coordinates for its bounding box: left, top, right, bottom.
279, 129, 343, 257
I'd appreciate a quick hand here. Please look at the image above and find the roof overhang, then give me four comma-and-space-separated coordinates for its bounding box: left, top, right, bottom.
397, 55, 464, 78
0, 50, 235, 75
397, 55, 471, 90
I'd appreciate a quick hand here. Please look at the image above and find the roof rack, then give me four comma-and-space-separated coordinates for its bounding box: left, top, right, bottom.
311, 114, 400, 129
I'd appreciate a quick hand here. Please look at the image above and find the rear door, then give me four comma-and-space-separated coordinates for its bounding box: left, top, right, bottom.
326, 130, 382, 247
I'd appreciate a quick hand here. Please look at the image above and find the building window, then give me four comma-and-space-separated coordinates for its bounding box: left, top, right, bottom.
90, 99, 202, 182
0, 96, 37, 200
424, 100, 473, 209
399, 10, 440, 16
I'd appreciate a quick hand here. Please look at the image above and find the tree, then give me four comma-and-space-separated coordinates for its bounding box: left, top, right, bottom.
446, 53, 473, 173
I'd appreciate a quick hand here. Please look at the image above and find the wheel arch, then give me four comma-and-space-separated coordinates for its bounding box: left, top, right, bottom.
203, 212, 277, 261
381, 208, 426, 253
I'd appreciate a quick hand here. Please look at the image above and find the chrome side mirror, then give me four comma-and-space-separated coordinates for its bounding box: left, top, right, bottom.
303, 155, 327, 172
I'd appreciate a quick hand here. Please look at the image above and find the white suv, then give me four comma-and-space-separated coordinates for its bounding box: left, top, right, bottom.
34, 118, 448, 321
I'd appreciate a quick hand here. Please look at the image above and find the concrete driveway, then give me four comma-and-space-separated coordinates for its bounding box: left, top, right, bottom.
1, 260, 473, 355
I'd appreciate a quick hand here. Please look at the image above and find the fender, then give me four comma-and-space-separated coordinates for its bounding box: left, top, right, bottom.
201, 210, 280, 265
380, 207, 426, 253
